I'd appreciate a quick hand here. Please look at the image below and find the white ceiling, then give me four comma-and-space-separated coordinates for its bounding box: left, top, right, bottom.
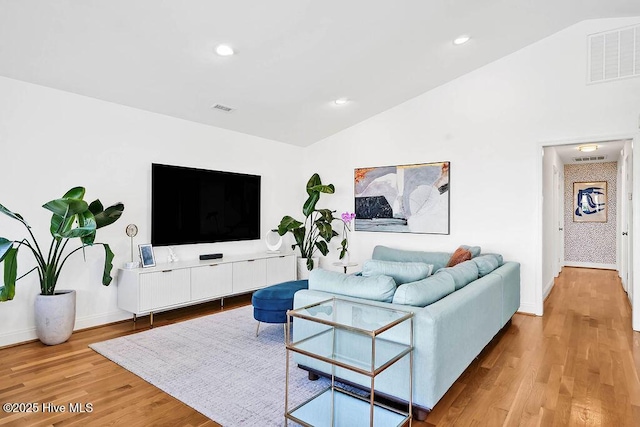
554, 139, 629, 164
1, 1, 639, 147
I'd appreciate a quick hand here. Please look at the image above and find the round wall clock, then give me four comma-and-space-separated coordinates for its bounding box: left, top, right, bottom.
126, 224, 138, 237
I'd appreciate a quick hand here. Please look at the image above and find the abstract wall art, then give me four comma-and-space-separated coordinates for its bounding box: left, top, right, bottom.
573, 181, 607, 222
354, 161, 450, 234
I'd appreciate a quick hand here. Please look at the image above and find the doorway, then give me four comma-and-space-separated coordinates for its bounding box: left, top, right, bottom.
540, 136, 637, 330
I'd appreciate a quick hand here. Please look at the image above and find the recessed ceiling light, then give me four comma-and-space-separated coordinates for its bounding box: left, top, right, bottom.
215, 44, 235, 56
578, 144, 598, 152
334, 98, 349, 105
453, 35, 471, 45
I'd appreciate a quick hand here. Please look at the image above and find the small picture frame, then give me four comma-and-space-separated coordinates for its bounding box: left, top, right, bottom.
139, 244, 156, 268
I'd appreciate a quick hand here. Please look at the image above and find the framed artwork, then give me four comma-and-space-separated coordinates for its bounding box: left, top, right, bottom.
139, 244, 156, 268
354, 161, 450, 234
573, 181, 607, 222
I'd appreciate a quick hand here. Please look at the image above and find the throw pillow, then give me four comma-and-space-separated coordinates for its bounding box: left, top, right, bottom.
308, 269, 396, 302
472, 254, 501, 277
392, 273, 455, 307
446, 247, 472, 267
362, 259, 433, 285
438, 260, 480, 290
460, 245, 482, 258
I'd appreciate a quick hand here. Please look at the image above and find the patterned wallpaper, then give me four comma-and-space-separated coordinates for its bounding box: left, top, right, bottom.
564, 162, 617, 264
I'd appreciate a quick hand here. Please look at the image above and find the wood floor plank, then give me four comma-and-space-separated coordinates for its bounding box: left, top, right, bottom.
1, 269, 639, 426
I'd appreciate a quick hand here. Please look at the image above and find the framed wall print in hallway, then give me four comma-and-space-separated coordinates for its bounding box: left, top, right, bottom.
573, 181, 607, 222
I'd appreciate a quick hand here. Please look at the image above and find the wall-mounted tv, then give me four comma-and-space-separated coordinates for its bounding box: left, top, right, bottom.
152, 163, 261, 246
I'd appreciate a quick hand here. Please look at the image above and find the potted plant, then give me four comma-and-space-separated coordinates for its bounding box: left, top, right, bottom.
277, 173, 337, 278
0, 187, 124, 345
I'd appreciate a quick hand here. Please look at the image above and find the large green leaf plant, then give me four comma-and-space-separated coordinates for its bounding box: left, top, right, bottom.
0, 187, 124, 301
277, 173, 338, 271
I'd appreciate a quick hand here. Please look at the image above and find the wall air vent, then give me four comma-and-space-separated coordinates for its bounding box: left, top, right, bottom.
210, 103, 235, 113
572, 155, 607, 163
588, 24, 639, 84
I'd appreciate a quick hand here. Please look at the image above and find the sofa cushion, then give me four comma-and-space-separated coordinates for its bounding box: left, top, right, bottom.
472, 254, 501, 277
308, 269, 396, 302
392, 272, 455, 307
362, 259, 433, 285
446, 247, 472, 267
438, 260, 479, 290
460, 245, 482, 258
372, 245, 451, 273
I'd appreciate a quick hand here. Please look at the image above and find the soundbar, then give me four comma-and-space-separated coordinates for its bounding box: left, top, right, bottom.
200, 253, 223, 260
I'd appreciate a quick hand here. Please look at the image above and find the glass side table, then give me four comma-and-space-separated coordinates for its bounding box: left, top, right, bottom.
285, 297, 413, 426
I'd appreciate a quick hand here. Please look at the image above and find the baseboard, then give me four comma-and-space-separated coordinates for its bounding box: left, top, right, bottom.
543, 279, 555, 301
0, 310, 131, 348
517, 302, 539, 316
563, 261, 617, 270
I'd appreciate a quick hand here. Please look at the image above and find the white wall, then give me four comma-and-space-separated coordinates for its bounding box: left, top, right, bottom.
542, 147, 563, 298
0, 76, 304, 346
304, 17, 640, 315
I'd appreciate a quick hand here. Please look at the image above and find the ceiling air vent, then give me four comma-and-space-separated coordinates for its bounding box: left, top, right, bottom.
210, 103, 235, 113
588, 24, 639, 84
572, 155, 607, 162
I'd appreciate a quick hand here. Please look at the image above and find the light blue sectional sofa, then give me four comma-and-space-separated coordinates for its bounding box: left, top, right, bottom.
292, 245, 520, 418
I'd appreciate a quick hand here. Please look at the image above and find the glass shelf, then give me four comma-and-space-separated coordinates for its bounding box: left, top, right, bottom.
287, 387, 409, 427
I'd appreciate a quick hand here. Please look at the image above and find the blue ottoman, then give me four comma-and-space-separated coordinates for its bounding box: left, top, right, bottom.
252, 279, 308, 336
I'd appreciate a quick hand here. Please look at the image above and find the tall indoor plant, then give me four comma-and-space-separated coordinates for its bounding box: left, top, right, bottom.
277, 173, 337, 274
0, 186, 124, 344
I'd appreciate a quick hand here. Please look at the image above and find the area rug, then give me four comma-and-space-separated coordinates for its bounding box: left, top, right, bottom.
89, 305, 328, 426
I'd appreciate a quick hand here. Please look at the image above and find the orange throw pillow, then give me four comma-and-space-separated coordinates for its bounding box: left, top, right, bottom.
446, 247, 472, 267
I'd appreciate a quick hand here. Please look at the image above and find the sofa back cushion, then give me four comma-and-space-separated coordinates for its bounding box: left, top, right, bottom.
392, 272, 455, 307
372, 245, 451, 273
308, 269, 396, 302
472, 254, 502, 277
362, 259, 433, 285
438, 260, 480, 290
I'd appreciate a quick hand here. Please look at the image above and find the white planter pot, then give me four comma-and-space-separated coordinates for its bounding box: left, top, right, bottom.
297, 257, 319, 280
34, 290, 76, 346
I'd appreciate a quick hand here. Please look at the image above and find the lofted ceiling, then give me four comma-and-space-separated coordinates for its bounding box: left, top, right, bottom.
1, 1, 639, 147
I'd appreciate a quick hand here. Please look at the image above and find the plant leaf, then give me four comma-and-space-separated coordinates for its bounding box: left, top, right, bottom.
277, 216, 302, 235
315, 221, 334, 241
0, 238, 13, 263
315, 240, 329, 256
0, 203, 29, 227
43, 198, 88, 217
50, 212, 74, 237
306, 257, 314, 271
63, 186, 86, 200
308, 183, 335, 194
57, 226, 96, 239
78, 210, 97, 245
292, 227, 307, 255
101, 244, 115, 286
306, 173, 322, 196
0, 247, 17, 301
302, 192, 320, 217
88, 199, 103, 214
92, 201, 124, 229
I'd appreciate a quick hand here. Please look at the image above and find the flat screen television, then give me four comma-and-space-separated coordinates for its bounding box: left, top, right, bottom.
152, 163, 261, 246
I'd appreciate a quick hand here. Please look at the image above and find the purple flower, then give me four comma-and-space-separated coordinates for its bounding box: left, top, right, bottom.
341, 212, 356, 224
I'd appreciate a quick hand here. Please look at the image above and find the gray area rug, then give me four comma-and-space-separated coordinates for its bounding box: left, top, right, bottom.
89, 305, 327, 426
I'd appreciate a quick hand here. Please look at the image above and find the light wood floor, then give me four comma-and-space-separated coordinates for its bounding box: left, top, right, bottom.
1, 268, 639, 426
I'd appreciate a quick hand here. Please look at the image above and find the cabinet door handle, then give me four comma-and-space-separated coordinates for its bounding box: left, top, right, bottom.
210, 264, 218, 267
247, 259, 255, 262
162, 270, 172, 273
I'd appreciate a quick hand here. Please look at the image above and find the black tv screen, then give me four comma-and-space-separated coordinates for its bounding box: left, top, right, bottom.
152, 164, 261, 246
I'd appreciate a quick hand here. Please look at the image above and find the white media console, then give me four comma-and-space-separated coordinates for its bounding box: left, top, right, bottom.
117, 252, 296, 325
